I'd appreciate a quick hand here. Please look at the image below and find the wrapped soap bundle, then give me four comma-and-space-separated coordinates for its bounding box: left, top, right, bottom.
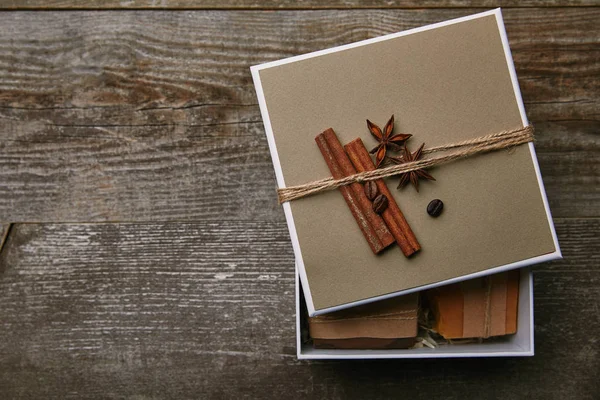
424, 270, 520, 339
308, 293, 419, 349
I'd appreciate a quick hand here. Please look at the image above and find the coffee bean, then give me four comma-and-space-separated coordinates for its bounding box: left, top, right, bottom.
364, 181, 378, 200
427, 199, 444, 217
372, 194, 389, 214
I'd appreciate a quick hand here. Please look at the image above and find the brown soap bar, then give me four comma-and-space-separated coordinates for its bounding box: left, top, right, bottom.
424, 270, 520, 339
308, 293, 419, 349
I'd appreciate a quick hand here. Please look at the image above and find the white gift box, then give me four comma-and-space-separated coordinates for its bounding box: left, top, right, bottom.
296, 265, 535, 359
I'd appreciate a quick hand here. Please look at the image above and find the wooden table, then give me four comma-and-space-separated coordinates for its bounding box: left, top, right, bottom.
0, 2, 598, 399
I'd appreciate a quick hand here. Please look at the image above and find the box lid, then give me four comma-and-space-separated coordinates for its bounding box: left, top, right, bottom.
252, 9, 560, 316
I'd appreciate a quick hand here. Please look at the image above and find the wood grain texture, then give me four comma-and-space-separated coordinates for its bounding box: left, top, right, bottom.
0, 9, 598, 222
0, 0, 598, 10
0, 4, 597, 400
0, 218, 597, 399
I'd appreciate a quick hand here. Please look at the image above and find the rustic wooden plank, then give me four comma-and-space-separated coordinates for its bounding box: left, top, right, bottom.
0, 9, 598, 222
0, 0, 597, 10
0, 218, 597, 399
534, 121, 599, 219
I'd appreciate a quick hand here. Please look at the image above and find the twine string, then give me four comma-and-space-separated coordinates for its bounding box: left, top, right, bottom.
277, 125, 534, 204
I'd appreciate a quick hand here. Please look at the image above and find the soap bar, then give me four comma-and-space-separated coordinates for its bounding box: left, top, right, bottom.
424, 270, 519, 339
308, 293, 418, 349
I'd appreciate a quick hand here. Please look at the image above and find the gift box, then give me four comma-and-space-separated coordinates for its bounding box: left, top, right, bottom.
252, 9, 561, 358
252, 8, 560, 318
296, 265, 535, 359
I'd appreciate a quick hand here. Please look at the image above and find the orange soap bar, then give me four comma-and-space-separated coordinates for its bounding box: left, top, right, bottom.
425, 270, 520, 339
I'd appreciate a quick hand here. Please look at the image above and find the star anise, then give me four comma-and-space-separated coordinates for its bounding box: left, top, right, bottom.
389, 143, 435, 192
367, 114, 412, 168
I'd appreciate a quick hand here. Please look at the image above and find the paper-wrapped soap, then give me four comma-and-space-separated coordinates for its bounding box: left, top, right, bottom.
308, 293, 419, 349
424, 270, 519, 339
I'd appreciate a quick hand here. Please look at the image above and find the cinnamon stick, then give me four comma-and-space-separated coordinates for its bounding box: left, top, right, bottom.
322, 129, 395, 250
345, 137, 421, 257
315, 129, 394, 254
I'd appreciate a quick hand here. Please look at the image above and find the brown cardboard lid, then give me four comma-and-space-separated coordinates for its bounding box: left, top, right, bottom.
254, 11, 558, 313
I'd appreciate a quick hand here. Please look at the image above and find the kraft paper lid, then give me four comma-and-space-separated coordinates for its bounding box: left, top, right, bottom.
252, 10, 559, 314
